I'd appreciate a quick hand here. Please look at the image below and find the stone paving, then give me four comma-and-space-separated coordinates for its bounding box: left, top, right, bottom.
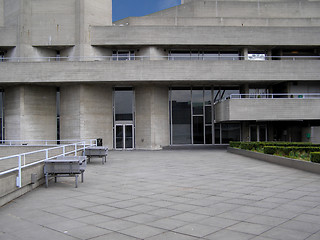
1, 150, 320, 240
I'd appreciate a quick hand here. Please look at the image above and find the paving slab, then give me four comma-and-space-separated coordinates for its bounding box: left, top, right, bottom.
1, 149, 320, 240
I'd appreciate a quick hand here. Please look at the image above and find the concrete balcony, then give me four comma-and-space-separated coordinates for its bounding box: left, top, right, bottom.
215, 96, 320, 122
0, 59, 320, 84
91, 26, 320, 46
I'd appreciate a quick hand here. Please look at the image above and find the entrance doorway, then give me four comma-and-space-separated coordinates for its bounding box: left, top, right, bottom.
113, 88, 135, 150
115, 124, 134, 150
250, 125, 267, 142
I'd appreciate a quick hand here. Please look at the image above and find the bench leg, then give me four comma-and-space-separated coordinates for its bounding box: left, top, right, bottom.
55, 176, 57, 183
81, 171, 84, 183
45, 173, 48, 188
75, 175, 78, 188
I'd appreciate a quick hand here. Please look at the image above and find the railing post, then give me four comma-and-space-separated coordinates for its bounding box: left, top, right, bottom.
46, 149, 49, 161
75, 143, 77, 156
63, 146, 65, 156
17, 155, 22, 188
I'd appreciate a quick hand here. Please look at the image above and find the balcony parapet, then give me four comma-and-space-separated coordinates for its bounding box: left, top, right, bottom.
1, 55, 319, 63
0, 60, 320, 83
215, 96, 320, 122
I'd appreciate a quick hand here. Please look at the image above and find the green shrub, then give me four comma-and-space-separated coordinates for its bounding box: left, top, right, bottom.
310, 152, 320, 163
229, 141, 241, 148
264, 146, 277, 155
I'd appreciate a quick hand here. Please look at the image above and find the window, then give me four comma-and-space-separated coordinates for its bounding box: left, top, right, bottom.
0, 51, 5, 62
112, 50, 135, 61
169, 50, 240, 60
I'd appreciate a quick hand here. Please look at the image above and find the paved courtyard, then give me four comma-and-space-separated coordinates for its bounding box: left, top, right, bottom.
1, 150, 320, 240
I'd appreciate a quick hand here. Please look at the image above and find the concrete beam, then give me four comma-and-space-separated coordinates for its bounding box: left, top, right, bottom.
0, 60, 320, 84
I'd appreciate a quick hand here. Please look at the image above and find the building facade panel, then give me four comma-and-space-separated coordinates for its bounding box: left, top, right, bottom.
91, 26, 320, 46
1, 60, 320, 83
216, 99, 320, 122
0, 0, 320, 148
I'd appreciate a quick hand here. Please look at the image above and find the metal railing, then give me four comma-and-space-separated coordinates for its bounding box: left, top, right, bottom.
0, 55, 320, 62
228, 93, 320, 100
0, 139, 96, 146
0, 139, 97, 188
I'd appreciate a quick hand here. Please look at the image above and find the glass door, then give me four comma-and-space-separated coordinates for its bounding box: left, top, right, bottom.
113, 87, 135, 150
250, 125, 267, 142
115, 124, 134, 150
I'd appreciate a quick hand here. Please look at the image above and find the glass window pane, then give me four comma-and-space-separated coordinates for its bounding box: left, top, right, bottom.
203, 51, 219, 60
169, 50, 190, 60
116, 125, 123, 149
114, 90, 133, 121
215, 124, 221, 144
222, 123, 241, 144
171, 89, 191, 144
125, 125, 133, 148
193, 116, 204, 144
250, 126, 257, 142
220, 52, 239, 60
205, 126, 212, 144
259, 126, 267, 142
205, 106, 212, 124
204, 89, 212, 105
192, 90, 203, 115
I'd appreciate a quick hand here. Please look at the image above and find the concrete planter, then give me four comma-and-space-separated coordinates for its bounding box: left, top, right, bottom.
228, 147, 320, 175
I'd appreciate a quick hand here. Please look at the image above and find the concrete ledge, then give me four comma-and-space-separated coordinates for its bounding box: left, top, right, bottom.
228, 147, 320, 175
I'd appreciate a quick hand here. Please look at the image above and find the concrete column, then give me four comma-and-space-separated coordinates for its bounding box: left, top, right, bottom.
135, 85, 170, 149
242, 48, 249, 60
136, 47, 167, 61
60, 84, 113, 147
76, 0, 112, 59
4, 85, 57, 140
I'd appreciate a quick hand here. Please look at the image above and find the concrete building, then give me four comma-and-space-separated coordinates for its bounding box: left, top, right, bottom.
0, 0, 320, 149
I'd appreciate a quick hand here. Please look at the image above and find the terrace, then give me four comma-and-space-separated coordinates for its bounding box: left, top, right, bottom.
1, 149, 320, 240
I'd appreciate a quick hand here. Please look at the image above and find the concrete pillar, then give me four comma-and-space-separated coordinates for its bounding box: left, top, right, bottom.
4, 85, 57, 140
242, 48, 249, 60
135, 85, 170, 149
60, 84, 113, 147
76, 0, 112, 59
136, 47, 167, 61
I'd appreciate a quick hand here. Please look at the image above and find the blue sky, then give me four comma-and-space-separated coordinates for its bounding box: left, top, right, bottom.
113, 0, 181, 22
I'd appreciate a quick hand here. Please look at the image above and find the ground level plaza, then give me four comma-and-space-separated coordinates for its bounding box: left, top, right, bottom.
1, 150, 320, 240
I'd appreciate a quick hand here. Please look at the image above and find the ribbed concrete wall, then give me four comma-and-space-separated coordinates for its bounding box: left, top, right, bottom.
60, 84, 113, 147
135, 85, 170, 149
216, 99, 320, 122
92, 26, 320, 46
4, 85, 57, 141
0, 60, 319, 83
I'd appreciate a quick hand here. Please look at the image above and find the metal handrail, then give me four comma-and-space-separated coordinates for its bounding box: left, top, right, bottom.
0, 139, 97, 188
228, 93, 320, 100
0, 55, 320, 62
0, 139, 97, 146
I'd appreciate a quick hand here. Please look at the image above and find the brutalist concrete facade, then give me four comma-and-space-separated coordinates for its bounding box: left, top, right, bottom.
0, 0, 320, 149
